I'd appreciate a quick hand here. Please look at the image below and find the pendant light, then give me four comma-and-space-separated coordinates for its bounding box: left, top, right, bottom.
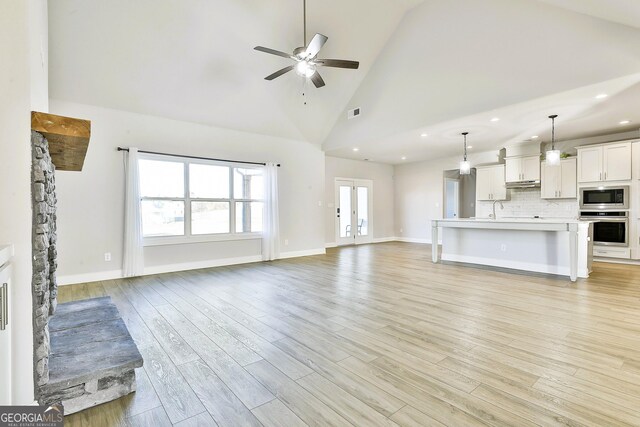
460, 132, 471, 175
546, 114, 561, 166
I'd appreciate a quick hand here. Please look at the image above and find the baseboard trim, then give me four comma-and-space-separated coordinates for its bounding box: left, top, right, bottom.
325, 242, 337, 248
442, 253, 589, 278
396, 237, 435, 244
58, 249, 328, 286
372, 237, 397, 243
57, 269, 124, 286
279, 248, 326, 259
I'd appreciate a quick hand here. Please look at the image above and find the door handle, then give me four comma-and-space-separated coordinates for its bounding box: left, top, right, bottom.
0, 282, 7, 331
604, 172, 607, 180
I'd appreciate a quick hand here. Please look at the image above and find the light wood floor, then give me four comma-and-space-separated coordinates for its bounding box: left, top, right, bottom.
59, 242, 640, 426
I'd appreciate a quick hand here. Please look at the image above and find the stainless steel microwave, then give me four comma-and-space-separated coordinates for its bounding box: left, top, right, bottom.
580, 186, 629, 210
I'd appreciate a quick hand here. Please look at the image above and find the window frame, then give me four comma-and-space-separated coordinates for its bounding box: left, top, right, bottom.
139, 153, 263, 246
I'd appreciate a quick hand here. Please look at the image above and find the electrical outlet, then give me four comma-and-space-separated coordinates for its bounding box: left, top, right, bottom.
104, 252, 112, 262
284, 239, 289, 246
318, 201, 323, 207
500, 244, 507, 252
400, 228, 404, 233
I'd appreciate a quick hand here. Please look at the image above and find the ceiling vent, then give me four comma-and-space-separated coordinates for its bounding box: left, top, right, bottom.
347, 107, 361, 120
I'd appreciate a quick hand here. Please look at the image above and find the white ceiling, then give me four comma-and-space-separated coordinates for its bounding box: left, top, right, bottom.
49, 0, 640, 164
536, 0, 640, 29
323, 0, 640, 163
48, 0, 421, 143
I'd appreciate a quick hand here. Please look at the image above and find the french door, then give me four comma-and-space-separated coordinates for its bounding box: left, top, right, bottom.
335, 179, 373, 246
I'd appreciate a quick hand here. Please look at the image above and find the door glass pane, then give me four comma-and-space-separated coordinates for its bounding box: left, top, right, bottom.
191, 201, 230, 234
339, 185, 351, 238
357, 186, 368, 236
139, 160, 184, 198
189, 164, 229, 199
236, 201, 263, 233
234, 168, 264, 200
141, 200, 185, 236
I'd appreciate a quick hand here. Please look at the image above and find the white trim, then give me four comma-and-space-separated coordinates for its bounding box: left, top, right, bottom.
0, 244, 14, 268
279, 248, 326, 259
57, 269, 124, 286
396, 237, 433, 244
441, 253, 590, 278
57, 248, 326, 286
593, 257, 640, 265
144, 233, 261, 247
372, 237, 397, 243
143, 255, 263, 275
325, 242, 337, 248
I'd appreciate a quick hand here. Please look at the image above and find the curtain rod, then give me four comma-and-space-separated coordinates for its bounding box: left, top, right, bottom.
116, 147, 280, 167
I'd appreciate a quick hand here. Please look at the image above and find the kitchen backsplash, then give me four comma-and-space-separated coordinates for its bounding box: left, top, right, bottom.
476, 188, 579, 219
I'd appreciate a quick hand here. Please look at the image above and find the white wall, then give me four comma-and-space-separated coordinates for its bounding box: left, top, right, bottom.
394, 151, 500, 243
0, 0, 48, 404
50, 101, 326, 283
324, 157, 395, 245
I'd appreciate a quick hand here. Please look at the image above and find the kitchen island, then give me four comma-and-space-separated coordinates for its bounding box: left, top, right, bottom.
431, 218, 594, 281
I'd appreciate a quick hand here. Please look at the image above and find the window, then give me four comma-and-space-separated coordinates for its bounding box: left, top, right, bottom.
139, 155, 263, 245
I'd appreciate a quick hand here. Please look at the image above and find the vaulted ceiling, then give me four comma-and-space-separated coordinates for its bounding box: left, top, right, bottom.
49, 0, 640, 164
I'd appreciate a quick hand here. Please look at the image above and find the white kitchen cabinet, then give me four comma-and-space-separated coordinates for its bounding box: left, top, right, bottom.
577, 142, 631, 183
505, 155, 540, 182
476, 165, 506, 201
541, 158, 577, 199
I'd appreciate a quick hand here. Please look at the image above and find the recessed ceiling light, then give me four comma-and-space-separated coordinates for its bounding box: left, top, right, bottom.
531, 135, 539, 139
420, 133, 428, 137
595, 93, 608, 99
401, 156, 407, 160
490, 117, 500, 122
619, 120, 631, 125
352, 148, 359, 152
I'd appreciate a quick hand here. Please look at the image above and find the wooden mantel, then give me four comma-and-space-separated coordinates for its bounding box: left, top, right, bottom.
31, 111, 91, 171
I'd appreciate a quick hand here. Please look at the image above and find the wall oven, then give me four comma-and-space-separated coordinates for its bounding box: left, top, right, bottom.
580, 186, 629, 210
579, 211, 629, 247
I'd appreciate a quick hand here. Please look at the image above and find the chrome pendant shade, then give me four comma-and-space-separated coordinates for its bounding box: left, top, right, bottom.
460, 132, 470, 175
546, 114, 561, 166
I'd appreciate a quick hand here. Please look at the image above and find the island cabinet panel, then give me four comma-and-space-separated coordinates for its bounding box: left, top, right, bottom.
577, 142, 631, 183
541, 158, 577, 199
476, 165, 506, 201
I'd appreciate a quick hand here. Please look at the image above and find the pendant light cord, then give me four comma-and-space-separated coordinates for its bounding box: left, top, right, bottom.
549, 114, 558, 151
462, 132, 468, 161
303, 0, 307, 47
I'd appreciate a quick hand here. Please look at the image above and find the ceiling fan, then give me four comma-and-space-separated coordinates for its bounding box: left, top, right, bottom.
253, 0, 360, 88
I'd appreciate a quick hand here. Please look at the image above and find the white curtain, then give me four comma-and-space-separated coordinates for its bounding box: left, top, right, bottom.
262, 163, 280, 261
123, 148, 145, 277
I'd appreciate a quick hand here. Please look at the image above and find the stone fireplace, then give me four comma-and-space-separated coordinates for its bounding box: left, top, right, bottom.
31, 130, 58, 390
30, 112, 142, 413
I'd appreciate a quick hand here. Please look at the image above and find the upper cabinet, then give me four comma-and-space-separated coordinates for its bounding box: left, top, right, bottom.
505, 155, 540, 182
476, 164, 507, 201
577, 142, 632, 183
541, 158, 577, 199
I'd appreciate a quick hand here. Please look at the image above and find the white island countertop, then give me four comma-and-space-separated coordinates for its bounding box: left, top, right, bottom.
431, 218, 594, 281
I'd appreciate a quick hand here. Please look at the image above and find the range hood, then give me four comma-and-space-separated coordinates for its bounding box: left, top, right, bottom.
505, 180, 540, 189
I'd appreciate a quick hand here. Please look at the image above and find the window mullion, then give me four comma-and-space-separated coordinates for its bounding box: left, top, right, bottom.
184, 160, 191, 237
229, 167, 235, 234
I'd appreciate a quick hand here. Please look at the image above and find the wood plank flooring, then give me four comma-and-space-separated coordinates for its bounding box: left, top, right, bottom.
59, 242, 640, 426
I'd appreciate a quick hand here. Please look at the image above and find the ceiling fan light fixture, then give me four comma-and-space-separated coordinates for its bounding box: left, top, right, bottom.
295, 60, 316, 78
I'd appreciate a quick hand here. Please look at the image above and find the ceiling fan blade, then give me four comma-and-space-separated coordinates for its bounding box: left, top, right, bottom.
316, 59, 360, 69
304, 33, 328, 59
254, 46, 294, 59
265, 65, 295, 80
310, 71, 325, 88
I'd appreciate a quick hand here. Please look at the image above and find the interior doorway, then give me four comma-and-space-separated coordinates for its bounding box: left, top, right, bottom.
444, 178, 460, 218
335, 179, 373, 246
443, 169, 477, 219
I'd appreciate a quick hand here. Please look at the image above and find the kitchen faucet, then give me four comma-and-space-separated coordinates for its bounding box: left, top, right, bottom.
490, 200, 504, 219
